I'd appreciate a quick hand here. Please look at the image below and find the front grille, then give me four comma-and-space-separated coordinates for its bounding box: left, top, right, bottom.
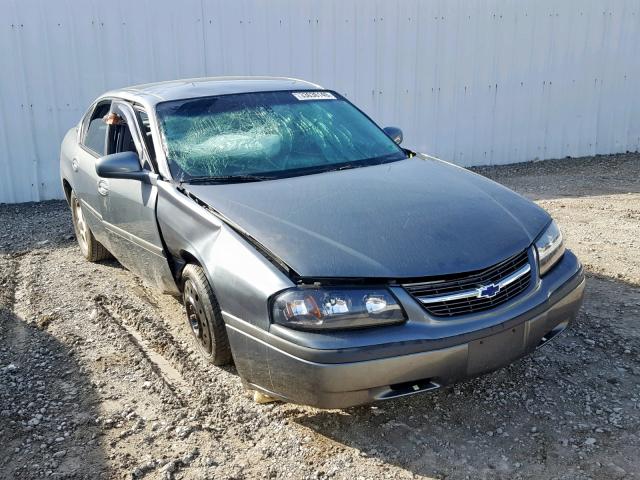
403, 249, 532, 317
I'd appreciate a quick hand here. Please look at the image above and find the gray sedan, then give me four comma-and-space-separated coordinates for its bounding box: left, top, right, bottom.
60, 77, 585, 408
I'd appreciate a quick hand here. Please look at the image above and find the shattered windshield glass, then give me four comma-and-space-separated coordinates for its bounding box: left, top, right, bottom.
155, 90, 406, 182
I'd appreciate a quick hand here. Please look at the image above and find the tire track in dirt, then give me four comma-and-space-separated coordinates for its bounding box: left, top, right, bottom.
3, 253, 39, 355
11, 248, 211, 476
13, 253, 34, 315
1, 251, 109, 479
92, 287, 246, 409
94, 294, 191, 403
0, 256, 18, 316
89, 271, 346, 477
98, 271, 248, 402
18, 247, 190, 406
0, 256, 21, 350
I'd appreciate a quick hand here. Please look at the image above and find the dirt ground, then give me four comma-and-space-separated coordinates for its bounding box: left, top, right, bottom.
1, 153, 638, 480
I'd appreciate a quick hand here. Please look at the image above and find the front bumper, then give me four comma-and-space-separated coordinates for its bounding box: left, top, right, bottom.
225, 251, 585, 409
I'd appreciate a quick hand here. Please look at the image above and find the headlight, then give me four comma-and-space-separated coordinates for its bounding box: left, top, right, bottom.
271, 287, 406, 331
535, 220, 565, 275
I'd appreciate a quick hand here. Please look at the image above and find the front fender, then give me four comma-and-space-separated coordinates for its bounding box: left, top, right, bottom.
156, 181, 294, 330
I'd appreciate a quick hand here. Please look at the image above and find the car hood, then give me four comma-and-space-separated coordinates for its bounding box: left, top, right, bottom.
186, 156, 550, 279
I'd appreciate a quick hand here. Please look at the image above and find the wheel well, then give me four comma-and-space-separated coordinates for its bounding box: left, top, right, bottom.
177, 251, 202, 288
62, 179, 72, 204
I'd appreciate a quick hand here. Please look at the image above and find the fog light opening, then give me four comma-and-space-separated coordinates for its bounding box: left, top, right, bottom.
536, 321, 569, 349
376, 378, 441, 400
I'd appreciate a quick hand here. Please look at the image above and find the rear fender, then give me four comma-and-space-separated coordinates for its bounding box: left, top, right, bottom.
59, 127, 79, 204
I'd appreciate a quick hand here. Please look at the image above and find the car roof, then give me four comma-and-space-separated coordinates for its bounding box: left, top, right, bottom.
103, 76, 322, 104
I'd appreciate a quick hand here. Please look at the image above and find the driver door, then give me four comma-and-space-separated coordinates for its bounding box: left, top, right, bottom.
98, 100, 177, 293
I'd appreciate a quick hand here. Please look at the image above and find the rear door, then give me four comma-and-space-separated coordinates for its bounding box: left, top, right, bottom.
98, 100, 178, 293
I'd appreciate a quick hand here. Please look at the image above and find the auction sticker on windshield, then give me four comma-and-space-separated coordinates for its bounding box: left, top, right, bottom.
291, 91, 336, 100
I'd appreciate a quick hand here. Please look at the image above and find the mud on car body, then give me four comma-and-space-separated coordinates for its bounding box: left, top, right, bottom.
60, 76, 585, 408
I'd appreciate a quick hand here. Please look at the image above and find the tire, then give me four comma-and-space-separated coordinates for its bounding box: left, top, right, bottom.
70, 190, 111, 262
182, 264, 232, 365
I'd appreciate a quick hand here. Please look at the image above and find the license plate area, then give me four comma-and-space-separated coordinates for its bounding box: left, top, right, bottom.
467, 323, 526, 376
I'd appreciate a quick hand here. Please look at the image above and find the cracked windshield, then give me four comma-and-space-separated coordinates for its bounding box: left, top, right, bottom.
155, 90, 405, 181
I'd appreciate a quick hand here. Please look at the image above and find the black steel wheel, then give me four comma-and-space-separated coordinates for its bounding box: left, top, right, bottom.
181, 264, 232, 365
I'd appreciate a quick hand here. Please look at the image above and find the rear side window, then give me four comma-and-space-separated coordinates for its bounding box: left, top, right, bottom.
82, 103, 111, 156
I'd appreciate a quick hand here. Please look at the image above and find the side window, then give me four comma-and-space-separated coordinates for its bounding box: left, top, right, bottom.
113, 122, 138, 155
104, 103, 158, 171
82, 102, 111, 156
105, 105, 139, 157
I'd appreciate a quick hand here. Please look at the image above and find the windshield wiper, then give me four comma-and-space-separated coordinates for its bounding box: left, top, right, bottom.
326, 163, 368, 173
323, 154, 408, 174
336, 164, 357, 171
182, 174, 272, 185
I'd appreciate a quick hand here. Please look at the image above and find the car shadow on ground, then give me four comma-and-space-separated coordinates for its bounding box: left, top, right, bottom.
0, 276, 109, 478
0, 315, 109, 479
293, 271, 639, 479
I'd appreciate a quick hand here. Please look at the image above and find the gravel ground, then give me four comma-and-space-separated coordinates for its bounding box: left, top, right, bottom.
1, 153, 639, 480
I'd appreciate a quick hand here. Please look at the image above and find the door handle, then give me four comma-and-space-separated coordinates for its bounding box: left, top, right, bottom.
97, 179, 110, 196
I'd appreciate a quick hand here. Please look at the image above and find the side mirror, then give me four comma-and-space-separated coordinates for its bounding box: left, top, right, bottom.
383, 126, 403, 145
95, 152, 149, 183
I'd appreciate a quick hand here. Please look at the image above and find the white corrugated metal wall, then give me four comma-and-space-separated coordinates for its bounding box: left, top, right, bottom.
1, 0, 638, 204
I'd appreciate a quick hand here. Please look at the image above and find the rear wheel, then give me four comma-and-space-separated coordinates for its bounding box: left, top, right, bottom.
70, 191, 111, 262
182, 264, 232, 365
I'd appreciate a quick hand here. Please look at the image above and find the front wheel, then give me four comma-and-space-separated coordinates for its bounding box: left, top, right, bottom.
70, 191, 111, 262
182, 264, 232, 366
